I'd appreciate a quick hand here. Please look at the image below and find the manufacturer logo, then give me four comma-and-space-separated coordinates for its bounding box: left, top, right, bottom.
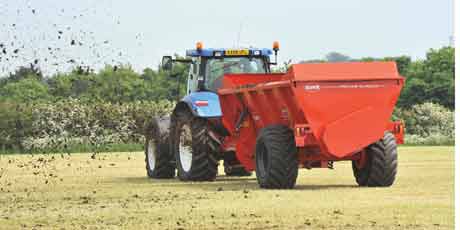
304, 85, 320, 91
323, 84, 384, 89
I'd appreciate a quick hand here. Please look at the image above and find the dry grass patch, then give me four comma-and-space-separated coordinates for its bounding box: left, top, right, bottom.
0, 146, 453, 229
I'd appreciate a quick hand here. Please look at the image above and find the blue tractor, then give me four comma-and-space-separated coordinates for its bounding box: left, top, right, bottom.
145, 42, 280, 181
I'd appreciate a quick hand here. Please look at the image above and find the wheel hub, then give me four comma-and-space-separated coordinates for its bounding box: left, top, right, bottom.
147, 139, 156, 171
179, 124, 193, 172
257, 143, 269, 176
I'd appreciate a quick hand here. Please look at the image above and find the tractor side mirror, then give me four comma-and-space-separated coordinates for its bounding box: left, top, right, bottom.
161, 56, 173, 71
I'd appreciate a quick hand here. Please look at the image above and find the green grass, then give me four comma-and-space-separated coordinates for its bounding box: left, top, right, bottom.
0, 146, 453, 229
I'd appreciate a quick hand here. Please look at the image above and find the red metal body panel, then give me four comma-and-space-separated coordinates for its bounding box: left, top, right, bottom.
387, 121, 405, 144
221, 73, 285, 88
218, 62, 405, 171
287, 62, 401, 81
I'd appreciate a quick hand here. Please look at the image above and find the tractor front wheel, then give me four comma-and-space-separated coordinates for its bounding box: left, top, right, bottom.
352, 132, 398, 187
170, 108, 219, 181
255, 125, 298, 189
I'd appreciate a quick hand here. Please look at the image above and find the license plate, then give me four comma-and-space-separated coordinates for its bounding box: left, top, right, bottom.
224, 49, 249, 56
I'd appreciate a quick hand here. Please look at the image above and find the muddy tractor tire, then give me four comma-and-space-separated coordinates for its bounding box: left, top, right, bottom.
352, 132, 398, 187
170, 107, 220, 181
255, 125, 298, 189
144, 117, 175, 179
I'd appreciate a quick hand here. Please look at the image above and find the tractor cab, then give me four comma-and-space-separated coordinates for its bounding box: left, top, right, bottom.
162, 42, 280, 94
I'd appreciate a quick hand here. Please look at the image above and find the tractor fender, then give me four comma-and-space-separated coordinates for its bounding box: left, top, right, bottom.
177, 91, 222, 118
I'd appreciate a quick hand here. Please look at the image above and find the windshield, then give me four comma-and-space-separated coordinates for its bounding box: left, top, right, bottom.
204, 57, 266, 91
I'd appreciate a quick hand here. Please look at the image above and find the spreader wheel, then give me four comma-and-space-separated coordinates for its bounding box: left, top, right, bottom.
255, 125, 298, 189
144, 118, 175, 179
170, 107, 219, 181
352, 132, 398, 187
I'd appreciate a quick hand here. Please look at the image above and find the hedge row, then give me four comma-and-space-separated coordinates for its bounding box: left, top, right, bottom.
0, 99, 174, 153
393, 102, 454, 145
0, 100, 453, 154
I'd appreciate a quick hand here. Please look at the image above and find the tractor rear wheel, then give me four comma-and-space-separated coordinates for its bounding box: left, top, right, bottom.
170, 108, 219, 181
255, 125, 298, 189
352, 132, 398, 187
144, 118, 175, 179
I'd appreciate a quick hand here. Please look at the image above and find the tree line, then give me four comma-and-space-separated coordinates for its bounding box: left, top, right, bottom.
0, 46, 454, 109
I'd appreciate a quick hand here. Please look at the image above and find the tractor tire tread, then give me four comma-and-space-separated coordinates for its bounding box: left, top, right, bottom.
255, 125, 298, 189
353, 132, 398, 187
145, 127, 175, 179
171, 108, 219, 181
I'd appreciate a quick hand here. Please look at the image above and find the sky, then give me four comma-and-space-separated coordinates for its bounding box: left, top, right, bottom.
0, 0, 454, 76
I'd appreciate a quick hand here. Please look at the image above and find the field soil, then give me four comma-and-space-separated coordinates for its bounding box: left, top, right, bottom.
0, 146, 454, 229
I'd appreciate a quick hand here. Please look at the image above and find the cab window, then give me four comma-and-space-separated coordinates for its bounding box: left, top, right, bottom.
204, 57, 265, 91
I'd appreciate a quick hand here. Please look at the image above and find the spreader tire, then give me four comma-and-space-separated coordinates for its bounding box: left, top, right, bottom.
352, 132, 398, 187
144, 118, 175, 179
255, 125, 298, 189
170, 107, 219, 181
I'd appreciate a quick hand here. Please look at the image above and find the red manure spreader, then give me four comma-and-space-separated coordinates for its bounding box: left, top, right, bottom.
218, 62, 404, 188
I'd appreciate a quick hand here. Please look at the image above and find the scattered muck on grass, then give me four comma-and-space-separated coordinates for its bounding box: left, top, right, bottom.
0, 146, 453, 229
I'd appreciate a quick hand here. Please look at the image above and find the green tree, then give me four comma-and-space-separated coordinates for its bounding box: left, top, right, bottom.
47, 73, 74, 99
84, 65, 142, 102
398, 47, 454, 109
1, 77, 50, 102
0, 101, 33, 151
5, 64, 43, 83
382, 56, 411, 75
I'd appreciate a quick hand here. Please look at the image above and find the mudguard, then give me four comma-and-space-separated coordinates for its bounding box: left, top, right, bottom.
181, 91, 222, 118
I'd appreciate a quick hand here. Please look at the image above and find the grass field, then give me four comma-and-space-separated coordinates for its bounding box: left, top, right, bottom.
0, 146, 454, 229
